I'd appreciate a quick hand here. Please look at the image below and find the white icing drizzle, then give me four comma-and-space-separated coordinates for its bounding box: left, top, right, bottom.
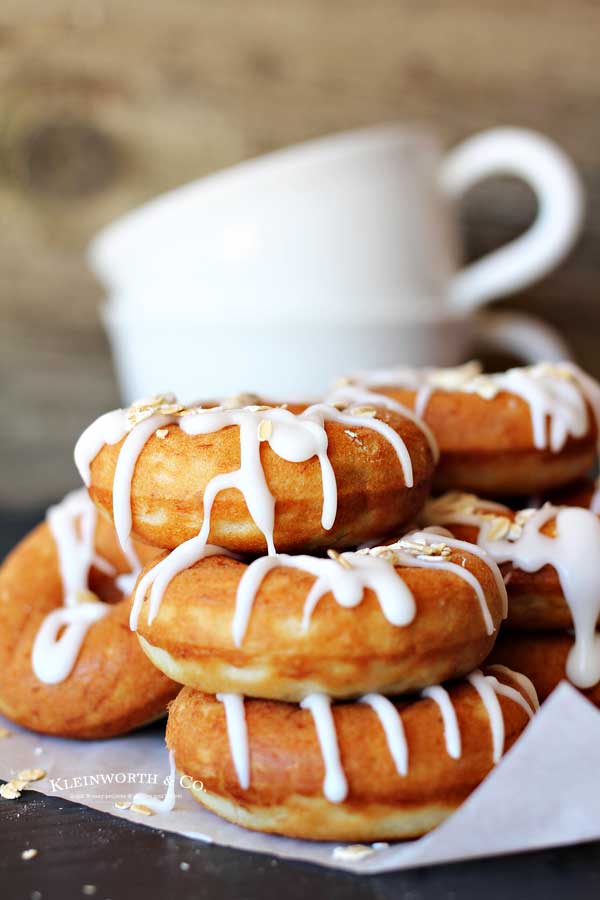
129, 543, 230, 631
77, 396, 419, 622
421, 685, 462, 759
46, 489, 113, 599
388, 531, 507, 632
112, 414, 173, 570
32, 603, 110, 685
132, 528, 501, 646
32, 490, 115, 685
217, 677, 534, 802
231, 551, 416, 647
492, 506, 600, 690
132, 748, 177, 814
325, 384, 439, 462
486, 665, 540, 712
425, 496, 600, 690
467, 670, 504, 764
216, 693, 250, 790
74, 409, 131, 486
359, 693, 408, 776
340, 361, 600, 454
300, 693, 348, 803
241, 529, 501, 641
467, 669, 536, 764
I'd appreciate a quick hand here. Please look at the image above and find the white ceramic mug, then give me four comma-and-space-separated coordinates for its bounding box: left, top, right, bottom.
90, 124, 583, 401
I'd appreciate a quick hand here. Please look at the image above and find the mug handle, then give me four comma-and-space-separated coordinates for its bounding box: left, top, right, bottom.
472, 310, 573, 364
441, 127, 584, 312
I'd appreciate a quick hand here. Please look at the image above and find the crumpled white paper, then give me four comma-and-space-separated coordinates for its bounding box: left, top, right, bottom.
1, 682, 599, 874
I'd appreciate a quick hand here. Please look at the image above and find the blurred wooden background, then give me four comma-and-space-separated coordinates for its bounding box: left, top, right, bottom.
1, 0, 600, 508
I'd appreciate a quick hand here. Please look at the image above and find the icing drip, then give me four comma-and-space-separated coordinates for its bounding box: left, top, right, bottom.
131, 528, 501, 646
32, 490, 115, 685
467, 670, 504, 763
421, 685, 461, 759
232, 551, 416, 647
487, 366, 591, 452
74, 409, 130, 485
491, 506, 600, 689
340, 361, 600, 454
46, 489, 114, 600
232, 529, 503, 644
325, 384, 439, 462
486, 665, 541, 711
359, 693, 408, 776
468, 669, 535, 764
129, 544, 230, 631
32, 604, 110, 685
300, 694, 348, 803
112, 414, 173, 570
218, 677, 535, 802
425, 496, 600, 690
385, 531, 506, 632
216, 693, 250, 790
132, 749, 177, 814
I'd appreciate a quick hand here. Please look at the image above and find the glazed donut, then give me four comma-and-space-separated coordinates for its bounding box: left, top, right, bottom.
167, 667, 537, 841
487, 632, 600, 707
74, 394, 435, 557
421, 491, 600, 691
131, 530, 507, 701
328, 361, 600, 495
0, 490, 178, 739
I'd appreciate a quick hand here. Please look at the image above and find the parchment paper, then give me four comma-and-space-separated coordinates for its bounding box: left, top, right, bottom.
1, 682, 599, 874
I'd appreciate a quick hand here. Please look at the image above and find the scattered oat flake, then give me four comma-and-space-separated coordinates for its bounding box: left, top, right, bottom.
155, 428, 169, 439
130, 803, 153, 815
1, 782, 22, 800
332, 844, 375, 861
327, 548, 353, 569
486, 516, 511, 541
17, 768, 45, 782
351, 405, 377, 418
179, 861, 190, 871
21, 849, 38, 860
30, 892, 42, 900
114, 800, 131, 810
82, 886, 97, 896
257, 419, 273, 441
11, 779, 30, 790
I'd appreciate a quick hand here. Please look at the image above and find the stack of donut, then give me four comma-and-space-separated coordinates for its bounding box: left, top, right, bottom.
332, 360, 600, 712
4, 359, 598, 843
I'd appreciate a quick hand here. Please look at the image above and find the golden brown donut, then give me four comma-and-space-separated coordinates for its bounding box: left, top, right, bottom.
329, 362, 600, 495
75, 395, 435, 555
133, 533, 507, 701
0, 492, 178, 739
487, 632, 600, 707
167, 667, 537, 841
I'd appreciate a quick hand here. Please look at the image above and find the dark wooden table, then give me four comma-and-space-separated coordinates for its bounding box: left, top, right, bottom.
2, 510, 600, 900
